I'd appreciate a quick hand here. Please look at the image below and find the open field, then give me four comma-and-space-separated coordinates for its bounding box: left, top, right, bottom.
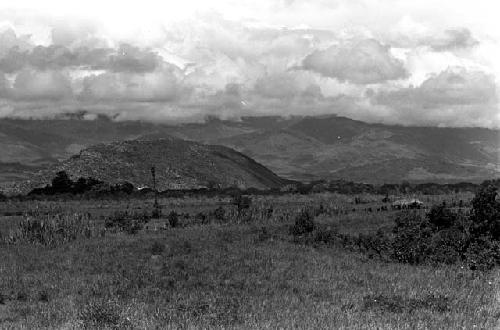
0, 192, 498, 329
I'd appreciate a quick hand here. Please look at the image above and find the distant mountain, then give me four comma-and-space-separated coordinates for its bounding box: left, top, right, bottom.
4, 137, 288, 194
0, 114, 498, 188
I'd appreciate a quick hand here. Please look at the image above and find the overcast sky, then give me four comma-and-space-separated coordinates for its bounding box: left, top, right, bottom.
0, 0, 498, 127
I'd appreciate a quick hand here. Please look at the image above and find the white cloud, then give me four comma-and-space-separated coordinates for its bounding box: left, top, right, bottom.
9, 68, 73, 100
0, 0, 498, 127
301, 39, 407, 84
374, 67, 499, 127
79, 65, 188, 102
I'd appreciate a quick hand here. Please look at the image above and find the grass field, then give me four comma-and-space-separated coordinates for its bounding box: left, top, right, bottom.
0, 192, 498, 329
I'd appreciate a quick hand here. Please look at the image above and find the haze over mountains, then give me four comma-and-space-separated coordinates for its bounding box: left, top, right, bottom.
0, 114, 499, 191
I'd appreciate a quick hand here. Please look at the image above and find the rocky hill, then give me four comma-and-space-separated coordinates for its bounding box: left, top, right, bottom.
4, 137, 288, 194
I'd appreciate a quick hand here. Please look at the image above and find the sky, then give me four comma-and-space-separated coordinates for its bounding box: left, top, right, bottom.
0, 0, 499, 127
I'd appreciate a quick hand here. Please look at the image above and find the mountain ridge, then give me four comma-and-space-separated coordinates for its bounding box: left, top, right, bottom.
0, 114, 498, 188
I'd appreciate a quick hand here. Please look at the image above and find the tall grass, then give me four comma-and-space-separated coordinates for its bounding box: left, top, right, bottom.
6, 212, 103, 246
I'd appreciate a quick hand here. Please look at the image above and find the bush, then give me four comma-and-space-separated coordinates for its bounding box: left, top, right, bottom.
427, 203, 457, 230
391, 182, 500, 269
104, 211, 144, 234
168, 211, 179, 228
290, 209, 315, 236
470, 183, 500, 240
355, 230, 393, 260
232, 194, 251, 214
464, 238, 500, 271
212, 206, 226, 221
392, 211, 434, 264
151, 241, 165, 255
289, 181, 500, 270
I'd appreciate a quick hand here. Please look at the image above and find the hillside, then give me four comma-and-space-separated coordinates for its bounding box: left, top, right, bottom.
0, 114, 498, 186
3, 138, 288, 194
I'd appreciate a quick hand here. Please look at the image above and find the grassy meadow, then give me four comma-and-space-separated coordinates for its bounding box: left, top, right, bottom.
0, 192, 499, 329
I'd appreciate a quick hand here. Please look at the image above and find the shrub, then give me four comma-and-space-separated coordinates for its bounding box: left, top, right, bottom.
391, 182, 500, 269
427, 204, 457, 230
151, 241, 165, 255
289, 182, 500, 270
355, 229, 393, 260
212, 206, 226, 221
464, 238, 500, 271
392, 211, 433, 264
104, 211, 144, 235
290, 209, 315, 236
168, 211, 179, 228
232, 194, 251, 214
470, 183, 500, 240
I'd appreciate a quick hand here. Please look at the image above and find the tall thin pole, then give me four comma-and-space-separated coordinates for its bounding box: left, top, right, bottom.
151, 166, 159, 216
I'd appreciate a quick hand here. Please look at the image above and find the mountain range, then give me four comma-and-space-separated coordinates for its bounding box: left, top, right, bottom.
0, 114, 498, 192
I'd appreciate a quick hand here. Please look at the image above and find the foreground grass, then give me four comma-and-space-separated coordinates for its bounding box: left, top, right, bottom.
0, 223, 499, 329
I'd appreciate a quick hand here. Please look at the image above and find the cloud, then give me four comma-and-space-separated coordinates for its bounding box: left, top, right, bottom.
0, 28, 32, 57
8, 69, 73, 101
301, 39, 407, 84
0, 3, 498, 127
427, 28, 479, 52
0, 43, 163, 73
374, 67, 499, 127
107, 44, 163, 73
79, 65, 188, 102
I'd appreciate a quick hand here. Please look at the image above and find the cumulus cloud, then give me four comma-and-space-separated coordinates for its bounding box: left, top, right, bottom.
427, 28, 479, 52
0, 2, 498, 127
8, 69, 73, 101
252, 71, 324, 102
0, 43, 161, 72
80, 65, 188, 102
0, 28, 32, 56
107, 44, 163, 73
374, 67, 499, 127
301, 39, 407, 84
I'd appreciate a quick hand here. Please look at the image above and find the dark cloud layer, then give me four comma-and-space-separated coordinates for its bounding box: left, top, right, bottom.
302, 39, 407, 84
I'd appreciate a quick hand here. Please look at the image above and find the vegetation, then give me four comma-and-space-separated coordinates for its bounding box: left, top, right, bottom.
0, 180, 498, 328
5, 212, 103, 246
296, 182, 500, 270
28, 171, 135, 197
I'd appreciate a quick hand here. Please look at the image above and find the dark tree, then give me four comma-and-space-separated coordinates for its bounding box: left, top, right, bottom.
427, 204, 457, 230
51, 171, 73, 194
470, 183, 500, 240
